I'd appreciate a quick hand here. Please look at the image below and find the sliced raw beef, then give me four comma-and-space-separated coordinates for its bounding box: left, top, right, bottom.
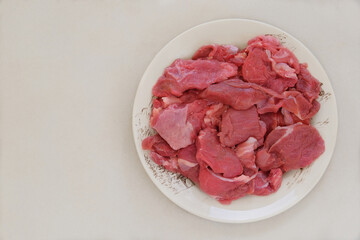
151, 100, 208, 150
282, 91, 320, 120
142, 36, 325, 204
256, 123, 325, 172
196, 128, 243, 178
296, 63, 321, 102
247, 35, 300, 74
259, 109, 311, 136
152, 59, 238, 97
280, 108, 311, 125
142, 134, 177, 157
242, 35, 300, 93
203, 103, 228, 128
149, 152, 179, 173
256, 148, 284, 172
259, 112, 281, 135
266, 77, 297, 94
251, 168, 283, 196
142, 135, 179, 173
236, 137, 259, 176
242, 48, 275, 85
256, 96, 283, 114
198, 166, 254, 204
219, 106, 266, 147
177, 144, 199, 183
200, 79, 282, 111
192, 44, 239, 62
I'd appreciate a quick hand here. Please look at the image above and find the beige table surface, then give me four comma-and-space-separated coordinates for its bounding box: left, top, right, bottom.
1, 0, 359, 239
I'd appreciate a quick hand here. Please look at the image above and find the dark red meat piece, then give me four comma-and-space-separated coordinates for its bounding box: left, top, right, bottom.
196, 128, 243, 178
152, 59, 237, 97
219, 106, 266, 147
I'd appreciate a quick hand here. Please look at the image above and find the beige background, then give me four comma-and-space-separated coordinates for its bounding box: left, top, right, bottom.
1, 0, 359, 239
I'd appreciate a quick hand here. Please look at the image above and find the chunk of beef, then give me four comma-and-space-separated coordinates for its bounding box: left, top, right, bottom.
153, 59, 237, 97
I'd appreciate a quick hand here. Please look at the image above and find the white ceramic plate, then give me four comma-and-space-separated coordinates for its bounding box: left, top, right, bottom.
132, 19, 337, 223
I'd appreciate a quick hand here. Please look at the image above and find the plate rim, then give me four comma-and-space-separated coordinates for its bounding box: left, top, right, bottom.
132, 18, 338, 223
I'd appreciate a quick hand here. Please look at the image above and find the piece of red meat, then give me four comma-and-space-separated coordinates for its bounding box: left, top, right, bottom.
198, 165, 255, 204
177, 144, 199, 183
296, 63, 321, 102
142, 134, 177, 157
200, 79, 282, 111
255, 148, 284, 171
149, 152, 179, 173
281, 108, 311, 125
235, 137, 259, 176
150, 100, 208, 150
259, 109, 311, 136
256, 96, 283, 114
219, 106, 266, 147
142, 134, 179, 173
266, 77, 297, 94
192, 44, 239, 62
251, 168, 283, 196
203, 103, 228, 128
247, 35, 300, 74
196, 128, 243, 178
282, 91, 320, 120
256, 123, 325, 172
243, 35, 300, 93
152, 59, 237, 97
242, 48, 276, 86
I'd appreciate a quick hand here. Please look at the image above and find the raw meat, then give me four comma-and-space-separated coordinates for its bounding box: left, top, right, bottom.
142, 35, 325, 204
196, 128, 243, 178
219, 106, 266, 147
256, 123, 325, 171
296, 63, 321, 102
192, 44, 239, 62
242, 35, 300, 93
177, 144, 199, 183
150, 100, 208, 150
152, 59, 238, 97
251, 168, 283, 196
200, 79, 282, 111
282, 91, 320, 120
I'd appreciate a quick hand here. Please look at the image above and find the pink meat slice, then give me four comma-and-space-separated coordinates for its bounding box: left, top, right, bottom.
242, 35, 300, 93
247, 35, 300, 74
177, 144, 199, 183
282, 91, 320, 120
251, 168, 283, 196
192, 44, 239, 62
142, 134, 177, 157
259, 109, 311, 136
256, 148, 284, 171
257, 123, 325, 172
266, 77, 297, 93
281, 108, 311, 125
198, 166, 255, 204
152, 59, 238, 97
242, 48, 276, 86
150, 152, 179, 173
196, 128, 243, 178
256, 96, 283, 114
296, 63, 321, 102
200, 79, 282, 111
151, 100, 208, 150
236, 137, 259, 176
219, 106, 266, 147
142, 134, 179, 173
203, 103, 228, 128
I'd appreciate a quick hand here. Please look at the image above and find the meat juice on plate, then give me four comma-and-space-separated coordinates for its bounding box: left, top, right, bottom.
142, 35, 325, 204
